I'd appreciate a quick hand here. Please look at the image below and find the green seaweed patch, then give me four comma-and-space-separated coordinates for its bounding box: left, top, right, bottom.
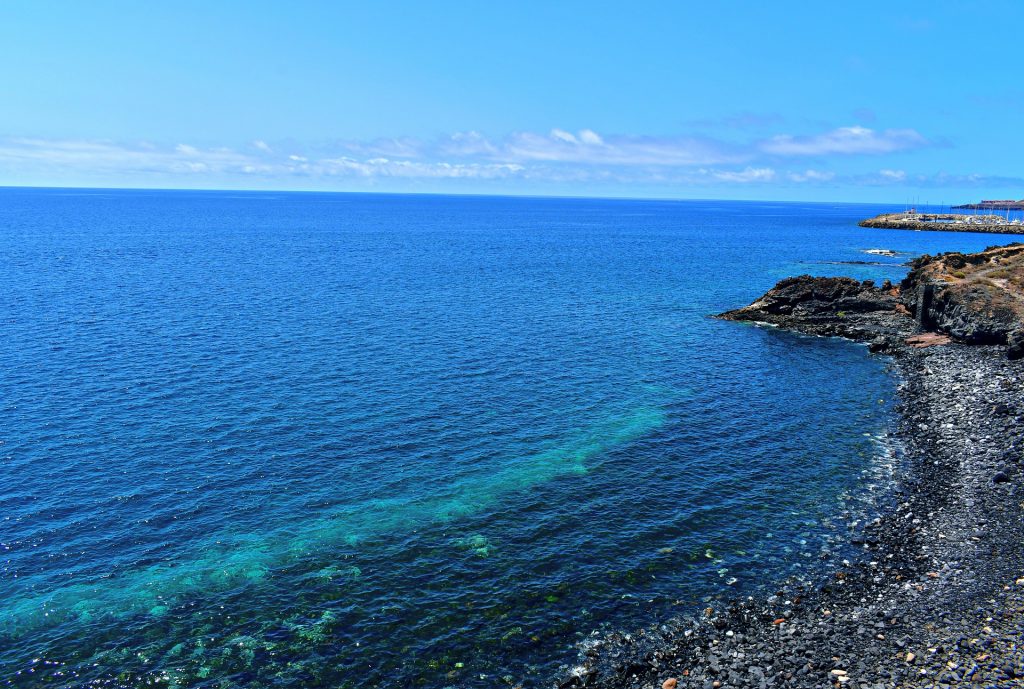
500, 626, 523, 642
283, 609, 339, 644
309, 564, 362, 582
453, 533, 493, 557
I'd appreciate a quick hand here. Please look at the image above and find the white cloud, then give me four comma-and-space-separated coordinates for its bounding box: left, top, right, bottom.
788, 169, 836, 182
709, 167, 776, 183
0, 138, 262, 175
337, 136, 424, 159
441, 131, 500, 157
0, 137, 526, 182
0, 122, 946, 190
760, 126, 929, 156
849, 170, 1024, 188
502, 130, 745, 166
319, 156, 524, 179
550, 128, 579, 144
432, 125, 928, 168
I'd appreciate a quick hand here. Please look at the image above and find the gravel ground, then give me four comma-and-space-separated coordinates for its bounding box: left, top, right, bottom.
556, 342, 1024, 689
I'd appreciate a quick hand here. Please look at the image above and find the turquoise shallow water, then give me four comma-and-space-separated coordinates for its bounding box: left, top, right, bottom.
2, 189, 1022, 687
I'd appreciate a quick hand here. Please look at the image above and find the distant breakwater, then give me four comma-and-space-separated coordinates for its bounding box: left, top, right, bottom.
859, 212, 1024, 235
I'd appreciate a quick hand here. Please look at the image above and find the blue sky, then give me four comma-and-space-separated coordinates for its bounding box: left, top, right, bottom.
1, 1, 1022, 201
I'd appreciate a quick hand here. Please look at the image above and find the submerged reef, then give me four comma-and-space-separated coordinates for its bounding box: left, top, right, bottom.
559, 243, 1024, 688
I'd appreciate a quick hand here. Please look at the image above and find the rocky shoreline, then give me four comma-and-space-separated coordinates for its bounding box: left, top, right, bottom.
555, 246, 1024, 689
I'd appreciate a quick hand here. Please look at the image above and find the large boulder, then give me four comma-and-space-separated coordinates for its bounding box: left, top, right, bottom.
1008, 330, 1024, 361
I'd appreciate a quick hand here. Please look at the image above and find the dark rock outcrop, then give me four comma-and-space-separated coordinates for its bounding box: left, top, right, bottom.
719, 243, 1024, 359
1008, 330, 1024, 360
717, 275, 912, 343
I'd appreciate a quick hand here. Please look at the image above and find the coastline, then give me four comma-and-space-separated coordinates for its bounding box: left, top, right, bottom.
557, 252, 1024, 688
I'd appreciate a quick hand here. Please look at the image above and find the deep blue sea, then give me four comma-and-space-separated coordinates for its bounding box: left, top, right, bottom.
2, 189, 1022, 688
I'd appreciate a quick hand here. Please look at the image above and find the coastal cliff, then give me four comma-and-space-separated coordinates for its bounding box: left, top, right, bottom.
900, 243, 1024, 356
719, 242, 1024, 359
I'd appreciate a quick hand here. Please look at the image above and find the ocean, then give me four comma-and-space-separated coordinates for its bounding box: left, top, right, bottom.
2, 189, 1021, 687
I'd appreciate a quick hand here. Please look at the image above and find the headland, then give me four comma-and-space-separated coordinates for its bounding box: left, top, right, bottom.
557, 243, 1024, 689
954, 199, 1024, 211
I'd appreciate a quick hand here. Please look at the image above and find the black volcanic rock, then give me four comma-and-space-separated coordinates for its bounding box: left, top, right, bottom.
1008, 330, 1024, 360
717, 274, 911, 342
719, 243, 1024, 359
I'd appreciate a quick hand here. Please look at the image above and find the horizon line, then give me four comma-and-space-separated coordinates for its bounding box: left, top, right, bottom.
0, 183, 906, 207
